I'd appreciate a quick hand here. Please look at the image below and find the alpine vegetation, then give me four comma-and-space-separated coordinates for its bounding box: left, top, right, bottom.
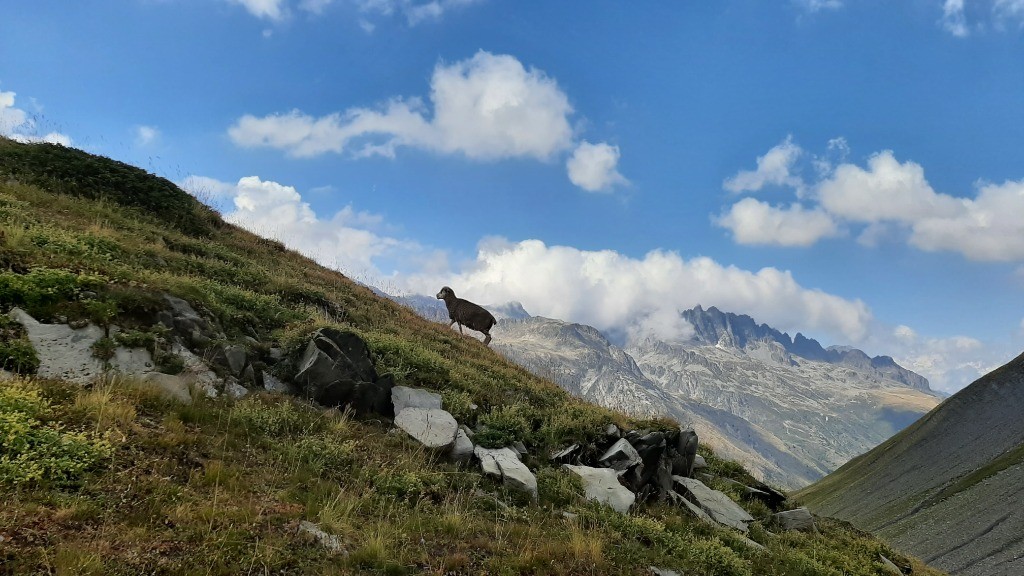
436, 286, 497, 346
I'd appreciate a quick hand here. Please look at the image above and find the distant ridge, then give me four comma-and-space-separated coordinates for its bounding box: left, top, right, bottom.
682, 305, 931, 392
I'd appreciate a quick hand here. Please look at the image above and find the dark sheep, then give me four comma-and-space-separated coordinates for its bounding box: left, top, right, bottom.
436, 286, 497, 346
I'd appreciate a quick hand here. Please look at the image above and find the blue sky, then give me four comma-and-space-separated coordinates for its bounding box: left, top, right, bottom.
3, 0, 1023, 392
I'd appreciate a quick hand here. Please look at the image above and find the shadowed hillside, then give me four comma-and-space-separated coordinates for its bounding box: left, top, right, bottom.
797, 351, 1024, 576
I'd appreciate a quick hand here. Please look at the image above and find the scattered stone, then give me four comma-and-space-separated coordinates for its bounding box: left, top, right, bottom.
692, 454, 707, 471
650, 567, 682, 576
562, 464, 636, 514
605, 423, 621, 438
512, 440, 528, 456
599, 438, 642, 471
263, 372, 291, 394
673, 492, 715, 524
297, 521, 346, 555
773, 507, 816, 532
391, 386, 442, 414
475, 446, 538, 500
225, 380, 250, 399
136, 372, 193, 404
673, 476, 754, 533
561, 511, 579, 521
451, 428, 474, 464
736, 535, 767, 552
190, 329, 212, 349
395, 408, 459, 450
459, 424, 475, 439
550, 444, 580, 464
222, 344, 248, 376
268, 347, 284, 361
671, 428, 699, 478
0, 369, 14, 381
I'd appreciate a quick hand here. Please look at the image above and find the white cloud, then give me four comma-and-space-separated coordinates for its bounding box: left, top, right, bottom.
566, 141, 628, 192
0, 89, 72, 146
230, 52, 573, 160
942, 0, 970, 36
135, 125, 160, 147
228, 0, 288, 20
408, 238, 874, 345
909, 179, 1024, 261
794, 0, 843, 13
715, 198, 840, 247
181, 175, 446, 279
938, 0, 1024, 35
817, 151, 964, 223
721, 141, 1024, 262
723, 136, 804, 194
230, 51, 616, 191
355, 0, 482, 25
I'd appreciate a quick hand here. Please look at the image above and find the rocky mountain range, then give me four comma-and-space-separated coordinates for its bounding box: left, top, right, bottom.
797, 350, 1024, 576
395, 295, 942, 489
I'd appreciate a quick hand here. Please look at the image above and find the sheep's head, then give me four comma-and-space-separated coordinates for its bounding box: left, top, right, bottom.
436, 286, 454, 300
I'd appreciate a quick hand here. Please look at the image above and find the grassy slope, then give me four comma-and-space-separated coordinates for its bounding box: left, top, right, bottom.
0, 138, 944, 575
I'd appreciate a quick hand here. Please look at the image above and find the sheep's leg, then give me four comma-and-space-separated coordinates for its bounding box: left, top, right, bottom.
448, 320, 456, 328
457, 323, 464, 334
483, 333, 491, 346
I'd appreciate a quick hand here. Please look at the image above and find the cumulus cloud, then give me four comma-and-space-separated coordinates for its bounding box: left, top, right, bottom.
723, 136, 804, 194
715, 198, 840, 247
181, 175, 447, 279
909, 179, 1024, 261
230, 51, 619, 191
566, 141, 628, 192
817, 151, 964, 224
407, 238, 874, 346
230, 52, 573, 160
228, 0, 288, 20
0, 89, 71, 146
720, 139, 1024, 262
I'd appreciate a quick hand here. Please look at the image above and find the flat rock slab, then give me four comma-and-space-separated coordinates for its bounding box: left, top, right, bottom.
673, 476, 754, 533
11, 307, 106, 383
137, 372, 193, 404
392, 386, 442, 413
297, 521, 346, 555
395, 407, 458, 450
563, 464, 636, 514
474, 446, 538, 500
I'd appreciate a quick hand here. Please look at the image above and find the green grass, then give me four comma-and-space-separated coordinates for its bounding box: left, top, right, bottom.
0, 137, 947, 575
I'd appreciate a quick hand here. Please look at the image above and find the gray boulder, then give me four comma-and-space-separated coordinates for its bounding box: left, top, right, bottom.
599, 438, 642, 471
673, 476, 754, 533
294, 328, 392, 416
475, 446, 538, 500
136, 372, 193, 404
773, 507, 816, 532
392, 386, 442, 414
562, 464, 636, 514
451, 428, 475, 464
395, 408, 459, 450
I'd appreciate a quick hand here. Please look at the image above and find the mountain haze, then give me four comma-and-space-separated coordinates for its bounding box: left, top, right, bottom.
797, 350, 1024, 576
